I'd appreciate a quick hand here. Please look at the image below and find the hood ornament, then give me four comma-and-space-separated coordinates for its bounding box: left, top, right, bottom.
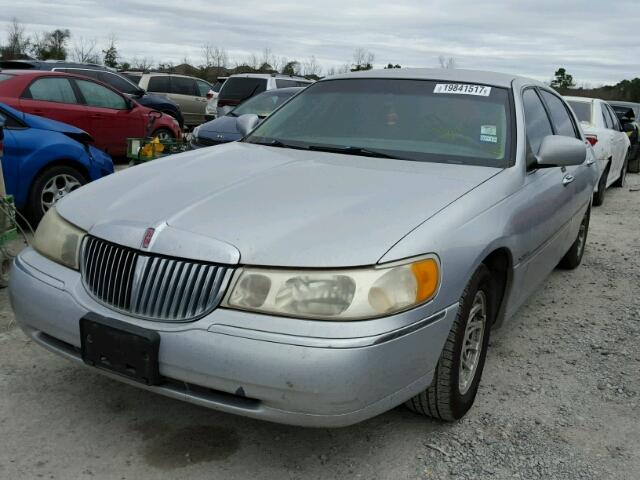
141, 228, 155, 249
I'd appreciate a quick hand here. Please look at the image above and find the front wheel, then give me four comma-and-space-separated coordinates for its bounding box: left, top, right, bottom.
26, 165, 87, 226
405, 265, 494, 421
558, 207, 590, 270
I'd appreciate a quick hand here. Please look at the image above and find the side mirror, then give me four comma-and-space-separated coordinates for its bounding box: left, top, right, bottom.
536, 135, 586, 168
135, 88, 146, 97
236, 114, 260, 137
623, 123, 635, 133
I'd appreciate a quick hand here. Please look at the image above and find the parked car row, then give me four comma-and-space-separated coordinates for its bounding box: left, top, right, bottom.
0, 70, 182, 158
10, 67, 605, 428
565, 96, 632, 206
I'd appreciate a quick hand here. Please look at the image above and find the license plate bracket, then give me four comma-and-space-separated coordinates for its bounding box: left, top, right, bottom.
80, 313, 161, 385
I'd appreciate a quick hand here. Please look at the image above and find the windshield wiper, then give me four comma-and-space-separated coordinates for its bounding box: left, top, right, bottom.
307, 145, 404, 160
249, 138, 308, 151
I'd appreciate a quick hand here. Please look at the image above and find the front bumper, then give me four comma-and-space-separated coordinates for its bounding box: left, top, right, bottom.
9, 249, 456, 427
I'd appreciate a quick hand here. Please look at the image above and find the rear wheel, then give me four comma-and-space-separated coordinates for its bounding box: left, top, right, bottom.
26, 165, 87, 226
405, 265, 494, 421
152, 128, 175, 142
558, 207, 590, 270
592, 166, 608, 207
612, 157, 628, 188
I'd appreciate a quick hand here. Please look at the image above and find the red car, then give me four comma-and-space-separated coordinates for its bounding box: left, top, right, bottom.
0, 70, 181, 157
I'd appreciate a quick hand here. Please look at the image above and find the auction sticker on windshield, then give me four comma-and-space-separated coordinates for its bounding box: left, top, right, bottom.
434, 84, 492, 96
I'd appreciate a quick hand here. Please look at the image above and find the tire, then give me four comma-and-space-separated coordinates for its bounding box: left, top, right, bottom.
152, 128, 175, 142
405, 265, 495, 421
592, 167, 608, 207
26, 165, 87, 226
612, 157, 627, 188
558, 207, 590, 270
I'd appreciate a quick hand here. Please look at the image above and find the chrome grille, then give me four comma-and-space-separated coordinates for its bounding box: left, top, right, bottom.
81, 236, 231, 322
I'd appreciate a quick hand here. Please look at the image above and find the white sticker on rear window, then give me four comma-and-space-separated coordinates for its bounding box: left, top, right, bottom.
434, 83, 492, 96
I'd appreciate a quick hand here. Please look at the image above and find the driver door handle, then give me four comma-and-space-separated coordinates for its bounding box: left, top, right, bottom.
562, 174, 575, 186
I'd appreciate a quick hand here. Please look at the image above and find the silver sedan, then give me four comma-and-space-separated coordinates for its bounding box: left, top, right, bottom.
10, 68, 597, 427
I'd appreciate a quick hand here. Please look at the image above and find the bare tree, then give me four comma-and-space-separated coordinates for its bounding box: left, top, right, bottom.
202, 44, 228, 70
438, 55, 456, 69
260, 48, 276, 70
1, 18, 30, 60
352, 48, 374, 71
71, 37, 100, 64
326, 66, 336, 77
302, 55, 322, 77
336, 63, 351, 74
131, 56, 154, 71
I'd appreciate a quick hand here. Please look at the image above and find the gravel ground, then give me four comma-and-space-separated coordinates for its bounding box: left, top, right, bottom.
1, 174, 639, 480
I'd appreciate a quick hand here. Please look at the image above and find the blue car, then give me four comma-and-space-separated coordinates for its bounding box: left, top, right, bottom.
190, 87, 303, 148
0, 103, 114, 224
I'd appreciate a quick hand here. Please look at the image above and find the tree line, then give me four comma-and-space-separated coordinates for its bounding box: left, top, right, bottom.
551, 67, 640, 103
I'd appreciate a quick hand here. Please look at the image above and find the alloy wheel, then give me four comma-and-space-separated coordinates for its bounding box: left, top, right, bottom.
458, 290, 487, 395
41, 174, 82, 212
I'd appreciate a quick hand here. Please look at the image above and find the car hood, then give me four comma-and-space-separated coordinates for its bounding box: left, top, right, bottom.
57, 142, 501, 267
20, 109, 89, 136
198, 115, 240, 136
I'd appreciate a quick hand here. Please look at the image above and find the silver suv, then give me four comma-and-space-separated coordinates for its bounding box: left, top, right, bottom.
214, 73, 313, 118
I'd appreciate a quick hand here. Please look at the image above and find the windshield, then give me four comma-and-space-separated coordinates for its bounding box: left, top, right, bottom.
245, 79, 512, 167
231, 90, 297, 118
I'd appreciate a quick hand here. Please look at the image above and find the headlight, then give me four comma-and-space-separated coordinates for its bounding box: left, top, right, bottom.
223, 256, 439, 320
32, 208, 86, 270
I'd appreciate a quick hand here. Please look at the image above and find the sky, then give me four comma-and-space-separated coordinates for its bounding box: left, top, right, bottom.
1, 0, 638, 86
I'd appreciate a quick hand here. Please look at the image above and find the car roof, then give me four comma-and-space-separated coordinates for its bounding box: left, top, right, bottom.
609, 100, 640, 108
324, 68, 542, 88
143, 72, 208, 81
0, 69, 75, 78
227, 73, 312, 82
564, 96, 598, 103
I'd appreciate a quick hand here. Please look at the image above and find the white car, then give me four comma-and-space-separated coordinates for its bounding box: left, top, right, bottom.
565, 96, 630, 206
215, 74, 313, 118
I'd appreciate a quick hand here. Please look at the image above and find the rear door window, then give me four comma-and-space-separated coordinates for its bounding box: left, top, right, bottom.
147, 76, 171, 93
99, 72, 140, 95
75, 79, 128, 109
24, 77, 78, 103
523, 88, 553, 155
170, 76, 197, 96
219, 78, 267, 102
540, 91, 578, 138
606, 105, 621, 131
601, 105, 614, 129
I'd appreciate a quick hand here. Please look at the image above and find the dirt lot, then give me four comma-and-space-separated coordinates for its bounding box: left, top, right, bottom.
1, 174, 639, 480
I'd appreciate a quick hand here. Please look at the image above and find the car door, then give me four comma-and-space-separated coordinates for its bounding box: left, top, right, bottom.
539, 89, 593, 239
599, 103, 620, 184
605, 104, 628, 174
195, 79, 213, 124
169, 76, 202, 126
73, 78, 144, 156
515, 88, 577, 304
18, 76, 88, 129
